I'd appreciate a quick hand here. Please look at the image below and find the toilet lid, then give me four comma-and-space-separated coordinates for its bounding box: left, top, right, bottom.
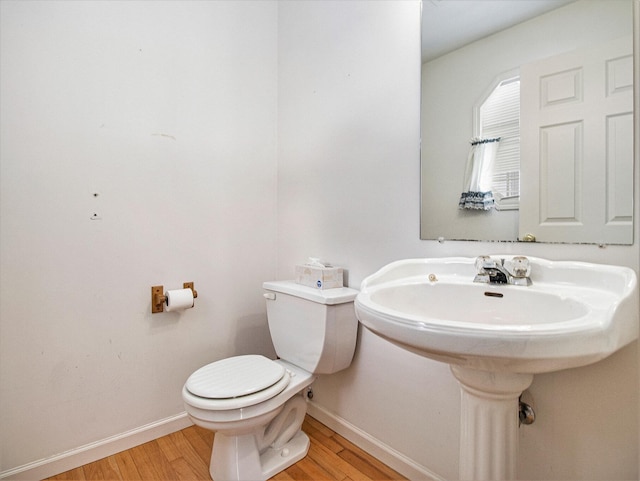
185, 355, 286, 399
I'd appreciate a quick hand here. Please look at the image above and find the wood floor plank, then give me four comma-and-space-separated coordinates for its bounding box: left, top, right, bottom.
337, 448, 402, 481
170, 456, 205, 481
167, 430, 212, 480
306, 445, 349, 481
80, 460, 103, 481
303, 421, 343, 454
307, 441, 374, 481
49, 466, 86, 480
157, 433, 183, 463
192, 424, 215, 447
181, 426, 212, 466
303, 416, 334, 438
271, 470, 296, 481
294, 456, 340, 481
128, 443, 160, 480
113, 450, 142, 481
333, 434, 404, 480
140, 439, 180, 481
95, 456, 122, 480
281, 463, 314, 481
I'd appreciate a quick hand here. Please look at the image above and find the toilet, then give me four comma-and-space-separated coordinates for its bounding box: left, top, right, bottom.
182, 280, 359, 481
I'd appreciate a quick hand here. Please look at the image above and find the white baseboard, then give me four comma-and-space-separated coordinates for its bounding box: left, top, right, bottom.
3, 406, 445, 481
307, 402, 447, 481
0, 412, 193, 480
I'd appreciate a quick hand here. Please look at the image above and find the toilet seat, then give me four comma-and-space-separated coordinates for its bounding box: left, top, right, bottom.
185, 355, 290, 410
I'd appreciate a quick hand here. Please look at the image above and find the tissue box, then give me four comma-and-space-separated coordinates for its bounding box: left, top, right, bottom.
295, 264, 343, 289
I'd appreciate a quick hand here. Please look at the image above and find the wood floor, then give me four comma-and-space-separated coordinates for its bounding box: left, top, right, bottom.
44, 416, 407, 481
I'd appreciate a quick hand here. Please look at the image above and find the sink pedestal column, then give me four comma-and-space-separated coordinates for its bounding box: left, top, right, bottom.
451, 366, 534, 481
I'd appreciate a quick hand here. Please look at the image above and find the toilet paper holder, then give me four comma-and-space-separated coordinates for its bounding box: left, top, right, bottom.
151, 282, 198, 314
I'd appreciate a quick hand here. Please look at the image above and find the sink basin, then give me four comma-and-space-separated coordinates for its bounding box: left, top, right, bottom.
355, 257, 638, 373
356, 256, 638, 480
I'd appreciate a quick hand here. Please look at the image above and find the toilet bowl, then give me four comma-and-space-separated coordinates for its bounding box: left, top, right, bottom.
182, 281, 359, 481
183, 357, 314, 480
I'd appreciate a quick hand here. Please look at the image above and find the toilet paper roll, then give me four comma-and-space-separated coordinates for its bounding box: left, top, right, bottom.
165, 288, 194, 312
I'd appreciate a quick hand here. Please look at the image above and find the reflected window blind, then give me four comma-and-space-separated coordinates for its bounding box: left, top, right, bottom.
480, 77, 520, 204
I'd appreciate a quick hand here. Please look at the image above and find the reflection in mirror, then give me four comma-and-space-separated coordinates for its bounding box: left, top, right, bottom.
420, 0, 634, 244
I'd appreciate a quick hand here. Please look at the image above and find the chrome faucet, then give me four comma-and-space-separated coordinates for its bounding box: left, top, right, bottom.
474, 256, 532, 286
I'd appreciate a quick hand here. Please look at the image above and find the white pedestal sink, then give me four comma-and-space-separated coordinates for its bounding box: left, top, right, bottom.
355, 257, 638, 481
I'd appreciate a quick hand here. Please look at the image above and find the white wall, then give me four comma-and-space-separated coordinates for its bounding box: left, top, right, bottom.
278, 1, 638, 480
0, 0, 278, 475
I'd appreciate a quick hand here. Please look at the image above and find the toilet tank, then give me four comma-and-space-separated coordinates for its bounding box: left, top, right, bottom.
263, 281, 359, 374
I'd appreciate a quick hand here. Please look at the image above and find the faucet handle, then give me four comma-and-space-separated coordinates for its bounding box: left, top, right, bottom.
475, 255, 496, 272
505, 256, 530, 278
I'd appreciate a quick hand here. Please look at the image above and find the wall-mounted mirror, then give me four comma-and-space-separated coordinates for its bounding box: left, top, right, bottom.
420, 0, 634, 244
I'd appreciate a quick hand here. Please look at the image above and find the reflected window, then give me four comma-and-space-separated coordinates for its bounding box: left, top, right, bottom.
475, 75, 520, 210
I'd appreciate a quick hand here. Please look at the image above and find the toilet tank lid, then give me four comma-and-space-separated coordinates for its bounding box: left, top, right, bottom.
263, 280, 358, 305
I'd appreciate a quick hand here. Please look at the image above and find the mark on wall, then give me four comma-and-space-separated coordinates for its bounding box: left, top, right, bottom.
151, 133, 176, 141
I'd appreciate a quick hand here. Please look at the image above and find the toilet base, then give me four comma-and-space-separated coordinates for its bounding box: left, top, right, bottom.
261, 430, 310, 477
209, 394, 310, 481
212, 430, 310, 481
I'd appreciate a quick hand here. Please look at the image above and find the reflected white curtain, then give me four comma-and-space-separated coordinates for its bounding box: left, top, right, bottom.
458, 137, 500, 210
